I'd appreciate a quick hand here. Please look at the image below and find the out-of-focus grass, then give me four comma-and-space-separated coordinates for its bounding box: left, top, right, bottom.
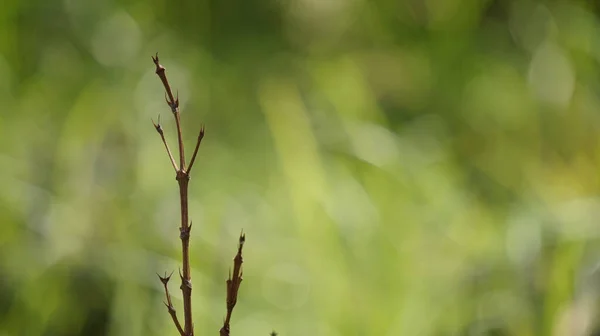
2, 0, 600, 335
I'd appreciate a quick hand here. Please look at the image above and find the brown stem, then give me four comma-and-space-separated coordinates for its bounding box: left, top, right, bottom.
152, 53, 177, 112
152, 53, 203, 336
152, 116, 179, 172
220, 232, 245, 336
187, 125, 205, 175
174, 111, 187, 171
158, 272, 185, 336
177, 172, 192, 334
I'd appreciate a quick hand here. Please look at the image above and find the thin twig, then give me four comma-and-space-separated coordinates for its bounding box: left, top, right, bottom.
152, 116, 179, 172
158, 272, 185, 336
152, 53, 186, 170
187, 125, 205, 175
152, 53, 177, 112
152, 53, 203, 336
174, 111, 187, 171
220, 232, 246, 336
152, 54, 258, 336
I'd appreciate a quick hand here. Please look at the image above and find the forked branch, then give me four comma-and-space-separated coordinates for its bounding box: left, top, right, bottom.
158, 272, 185, 336
152, 53, 204, 336
152, 54, 256, 336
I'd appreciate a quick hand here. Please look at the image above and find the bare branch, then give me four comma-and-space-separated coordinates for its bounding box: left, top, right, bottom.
157, 272, 185, 336
220, 232, 246, 336
152, 116, 179, 172
152, 54, 195, 336
174, 112, 186, 171
152, 53, 178, 112
152, 53, 186, 170
187, 124, 205, 175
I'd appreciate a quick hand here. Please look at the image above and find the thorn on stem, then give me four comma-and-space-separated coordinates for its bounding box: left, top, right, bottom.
180, 225, 191, 240
158, 271, 173, 285
152, 52, 165, 75
167, 90, 179, 113
239, 230, 246, 246
152, 117, 164, 135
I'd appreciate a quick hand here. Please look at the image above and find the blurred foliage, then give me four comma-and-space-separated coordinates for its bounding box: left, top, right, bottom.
2, 0, 600, 335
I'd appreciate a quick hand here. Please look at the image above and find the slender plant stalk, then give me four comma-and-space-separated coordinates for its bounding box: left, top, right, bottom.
151, 53, 204, 336
158, 271, 185, 335
151, 54, 250, 336
220, 233, 245, 336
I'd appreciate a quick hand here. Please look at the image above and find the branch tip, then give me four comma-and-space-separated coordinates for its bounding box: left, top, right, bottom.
152, 118, 178, 172
152, 115, 164, 134
152, 54, 206, 336
157, 271, 174, 284
187, 124, 205, 175
152, 53, 165, 75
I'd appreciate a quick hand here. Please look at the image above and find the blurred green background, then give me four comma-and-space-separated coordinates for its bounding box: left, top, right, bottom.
2, 0, 600, 335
